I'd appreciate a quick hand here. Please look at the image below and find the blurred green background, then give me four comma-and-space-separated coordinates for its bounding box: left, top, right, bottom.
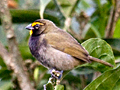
0, 0, 120, 90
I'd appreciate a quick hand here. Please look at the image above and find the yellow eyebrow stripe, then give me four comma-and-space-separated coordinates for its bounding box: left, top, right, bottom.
31, 22, 44, 27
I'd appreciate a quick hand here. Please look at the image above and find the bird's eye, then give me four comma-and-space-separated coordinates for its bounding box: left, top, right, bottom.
35, 24, 39, 29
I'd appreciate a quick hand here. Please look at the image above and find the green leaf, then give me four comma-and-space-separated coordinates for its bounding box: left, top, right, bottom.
55, 85, 64, 90
81, 38, 115, 72
105, 39, 120, 56
90, 24, 101, 38
113, 19, 120, 38
57, 0, 77, 17
45, 83, 54, 90
84, 66, 120, 90
52, 0, 65, 26
90, 1, 111, 37
40, 0, 51, 19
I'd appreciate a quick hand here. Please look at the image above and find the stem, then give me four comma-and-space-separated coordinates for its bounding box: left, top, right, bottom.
105, 0, 120, 38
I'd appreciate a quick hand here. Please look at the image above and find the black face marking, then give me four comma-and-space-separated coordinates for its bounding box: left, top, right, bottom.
30, 21, 45, 36
29, 36, 47, 56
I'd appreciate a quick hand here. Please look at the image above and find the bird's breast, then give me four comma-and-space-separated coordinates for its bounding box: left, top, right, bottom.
29, 35, 46, 57
28, 35, 81, 71
29, 35, 50, 67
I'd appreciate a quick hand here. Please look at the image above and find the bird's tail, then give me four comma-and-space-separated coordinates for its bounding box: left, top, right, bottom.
88, 56, 113, 67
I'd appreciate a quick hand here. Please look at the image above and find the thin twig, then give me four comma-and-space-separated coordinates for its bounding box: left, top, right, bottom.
105, 0, 120, 38
115, 60, 120, 63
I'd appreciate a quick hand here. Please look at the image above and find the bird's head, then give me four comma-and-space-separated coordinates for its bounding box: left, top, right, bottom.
26, 19, 56, 36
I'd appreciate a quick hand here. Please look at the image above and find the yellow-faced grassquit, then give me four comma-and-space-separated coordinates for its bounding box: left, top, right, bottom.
26, 19, 113, 79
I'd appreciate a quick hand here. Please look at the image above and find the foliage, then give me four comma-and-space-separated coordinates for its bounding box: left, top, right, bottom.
81, 38, 115, 72
0, 0, 120, 90
84, 66, 120, 90
114, 19, 120, 38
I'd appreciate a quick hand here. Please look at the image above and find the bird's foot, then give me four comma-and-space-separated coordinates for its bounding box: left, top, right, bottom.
51, 69, 63, 80
49, 69, 63, 85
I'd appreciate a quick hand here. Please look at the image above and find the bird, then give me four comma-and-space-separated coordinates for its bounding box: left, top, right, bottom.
26, 19, 113, 80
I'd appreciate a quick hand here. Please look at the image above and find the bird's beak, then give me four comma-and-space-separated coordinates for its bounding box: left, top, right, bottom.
26, 24, 34, 35
25, 24, 34, 30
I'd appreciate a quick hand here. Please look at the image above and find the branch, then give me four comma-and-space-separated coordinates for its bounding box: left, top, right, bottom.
115, 60, 120, 63
0, 0, 34, 90
105, 0, 120, 38
0, 42, 12, 66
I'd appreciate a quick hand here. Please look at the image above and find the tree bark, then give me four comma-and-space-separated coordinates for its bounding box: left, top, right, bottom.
0, 0, 34, 90
105, 0, 120, 38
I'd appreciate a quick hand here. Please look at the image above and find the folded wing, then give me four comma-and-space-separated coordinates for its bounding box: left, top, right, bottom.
44, 30, 90, 63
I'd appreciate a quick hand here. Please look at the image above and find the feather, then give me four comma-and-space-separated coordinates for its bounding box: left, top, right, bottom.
44, 29, 91, 63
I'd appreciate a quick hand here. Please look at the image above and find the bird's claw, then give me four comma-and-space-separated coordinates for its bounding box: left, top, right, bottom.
48, 69, 63, 85
51, 69, 62, 79
51, 69, 63, 80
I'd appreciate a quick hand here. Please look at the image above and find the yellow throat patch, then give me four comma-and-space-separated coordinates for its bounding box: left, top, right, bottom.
29, 30, 33, 35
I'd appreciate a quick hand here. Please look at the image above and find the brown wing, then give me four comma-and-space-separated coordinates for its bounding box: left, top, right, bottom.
44, 29, 90, 62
